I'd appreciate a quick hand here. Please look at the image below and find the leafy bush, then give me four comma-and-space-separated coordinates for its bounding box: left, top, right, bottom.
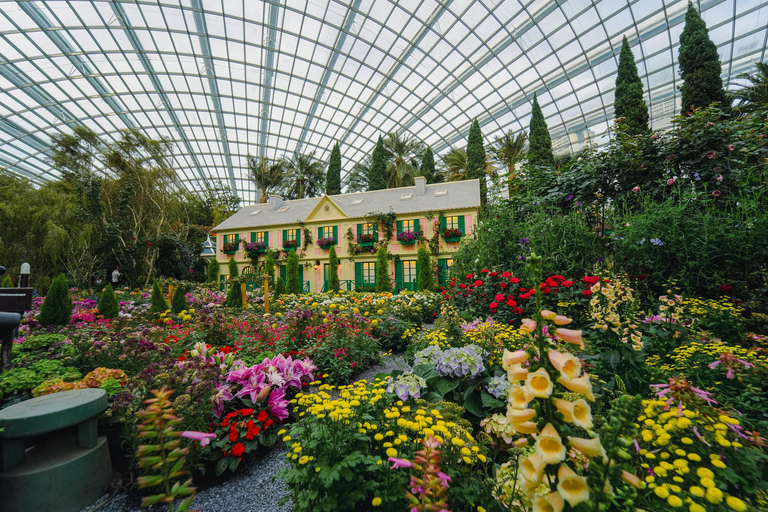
1, 275, 12, 287
97, 283, 119, 319
37, 274, 73, 326
149, 280, 168, 313
20, 333, 68, 352
207, 259, 219, 283
171, 285, 188, 314
275, 276, 285, 299
225, 279, 242, 308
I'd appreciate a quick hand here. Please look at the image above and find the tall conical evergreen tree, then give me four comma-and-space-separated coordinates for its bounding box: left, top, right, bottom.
263, 250, 275, 286
328, 246, 340, 293
419, 147, 436, 183
228, 257, 238, 277
286, 251, 300, 294
97, 283, 119, 319
614, 36, 649, 135
417, 246, 435, 292
225, 278, 242, 308
38, 274, 73, 327
171, 285, 188, 314
375, 247, 390, 293
149, 280, 168, 313
326, 143, 342, 195
527, 93, 555, 168
466, 119, 487, 205
207, 259, 219, 283
679, 2, 729, 113
368, 136, 387, 191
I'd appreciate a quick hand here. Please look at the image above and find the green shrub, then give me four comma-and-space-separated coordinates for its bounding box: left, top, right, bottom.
21, 333, 68, 352
149, 280, 168, 314
274, 276, 285, 299
225, 279, 242, 308
228, 257, 238, 277
264, 250, 275, 286
97, 283, 119, 319
171, 285, 188, 314
286, 251, 300, 295
207, 259, 219, 283
417, 245, 435, 291
328, 246, 340, 293
1, 275, 12, 287
37, 274, 73, 327
375, 247, 390, 292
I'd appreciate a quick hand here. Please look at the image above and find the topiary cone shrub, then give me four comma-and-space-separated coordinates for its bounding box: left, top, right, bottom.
329, 246, 340, 293
274, 276, 285, 299
225, 278, 242, 308
97, 283, 119, 319
38, 274, 73, 327
286, 251, 300, 295
375, 246, 391, 293
148, 281, 168, 314
171, 285, 188, 314
207, 259, 219, 283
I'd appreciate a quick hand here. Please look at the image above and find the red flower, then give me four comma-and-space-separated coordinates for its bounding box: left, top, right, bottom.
718, 285, 734, 292
509, 277, 520, 284
712, 190, 721, 197
256, 410, 269, 422
466, 274, 474, 280
489, 302, 499, 309
459, 284, 467, 289
500, 282, 508, 289
506, 300, 517, 308
229, 425, 239, 442
245, 420, 261, 440
706, 151, 716, 159
231, 442, 245, 457
515, 307, 523, 315
489, 272, 498, 277
481, 269, 489, 273
582, 289, 592, 297
474, 280, 483, 287
501, 271, 511, 278
495, 293, 505, 301
562, 280, 573, 288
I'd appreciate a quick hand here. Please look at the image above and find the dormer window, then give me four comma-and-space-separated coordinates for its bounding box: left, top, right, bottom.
277, 206, 289, 213
435, 189, 447, 197
400, 193, 413, 200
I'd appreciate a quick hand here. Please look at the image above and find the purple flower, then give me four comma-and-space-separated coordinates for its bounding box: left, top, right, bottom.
519, 237, 530, 244
389, 457, 413, 469
268, 387, 289, 420
212, 383, 234, 418
180, 431, 216, 447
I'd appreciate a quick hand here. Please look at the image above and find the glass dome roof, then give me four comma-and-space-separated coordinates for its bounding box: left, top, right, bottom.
1, 0, 766, 203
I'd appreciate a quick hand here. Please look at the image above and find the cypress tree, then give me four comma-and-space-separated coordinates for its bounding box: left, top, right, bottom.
614, 36, 650, 135
171, 285, 188, 314
207, 259, 219, 283
228, 257, 238, 277
286, 251, 300, 294
326, 143, 342, 195
417, 246, 435, 292
274, 276, 285, 299
466, 119, 487, 205
328, 246, 340, 293
38, 274, 73, 326
368, 136, 387, 191
527, 93, 555, 168
97, 283, 119, 319
149, 280, 168, 313
1, 276, 12, 287
419, 147, 436, 183
375, 247, 391, 293
225, 278, 242, 308
263, 250, 275, 286
679, 2, 729, 112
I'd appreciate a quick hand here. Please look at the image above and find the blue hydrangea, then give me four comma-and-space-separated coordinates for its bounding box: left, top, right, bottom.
386, 372, 427, 401
435, 345, 485, 378
484, 374, 511, 398
414, 345, 444, 366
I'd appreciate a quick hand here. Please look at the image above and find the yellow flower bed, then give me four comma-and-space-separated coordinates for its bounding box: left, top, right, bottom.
646, 340, 768, 374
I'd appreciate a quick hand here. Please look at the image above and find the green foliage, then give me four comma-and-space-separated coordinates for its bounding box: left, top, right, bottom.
527, 93, 555, 168
149, 280, 169, 314
97, 283, 119, 319
1, 276, 12, 287
171, 285, 188, 314
20, 333, 68, 352
614, 36, 649, 135
228, 258, 238, 277
368, 135, 387, 191
264, 250, 275, 285
679, 2, 729, 112
274, 276, 285, 299
328, 246, 340, 293
225, 278, 242, 308
419, 147, 435, 183
417, 245, 435, 292
286, 251, 300, 295
38, 274, 73, 327
0, 360, 81, 398
135, 388, 197, 512
375, 247, 390, 293
466, 119, 487, 205
326, 143, 342, 195
207, 258, 219, 283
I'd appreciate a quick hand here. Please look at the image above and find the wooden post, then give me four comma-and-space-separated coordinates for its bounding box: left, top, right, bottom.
168, 284, 174, 302
263, 278, 270, 314
241, 282, 247, 308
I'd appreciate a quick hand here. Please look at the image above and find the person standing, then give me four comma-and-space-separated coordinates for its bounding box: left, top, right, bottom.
111, 266, 121, 288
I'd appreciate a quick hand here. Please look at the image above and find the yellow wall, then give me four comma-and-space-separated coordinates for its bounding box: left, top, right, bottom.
214, 208, 478, 292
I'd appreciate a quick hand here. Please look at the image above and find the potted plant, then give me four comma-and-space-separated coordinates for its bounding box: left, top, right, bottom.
358, 233, 376, 247
283, 239, 298, 251
243, 241, 268, 259
442, 227, 463, 242
221, 241, 239, 254
317, 236, 337, 249
397, 230, 417, 245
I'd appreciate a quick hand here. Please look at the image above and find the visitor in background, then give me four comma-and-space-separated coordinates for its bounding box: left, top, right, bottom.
111, 266, 121, 288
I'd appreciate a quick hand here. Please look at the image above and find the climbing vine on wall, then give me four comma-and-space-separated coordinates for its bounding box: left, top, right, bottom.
366, 211, 398, 243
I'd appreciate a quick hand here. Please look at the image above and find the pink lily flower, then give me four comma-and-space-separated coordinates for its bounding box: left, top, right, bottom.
180, 431, 216, 447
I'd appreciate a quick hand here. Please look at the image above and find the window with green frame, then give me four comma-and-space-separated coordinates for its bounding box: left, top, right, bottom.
223, 234, 239, 244
282, 228, 301, 247
250, 231, 268, 244
437, 258, 453, 287
395, 259, 418, 291
440, 215, 465, 235
354, 261, 376, 290
356, 222, 378, 242
396, 219, 420, 235
318, 226, 338, 240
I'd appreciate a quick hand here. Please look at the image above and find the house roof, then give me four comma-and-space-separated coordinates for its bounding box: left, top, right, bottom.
212, 179, 481, 232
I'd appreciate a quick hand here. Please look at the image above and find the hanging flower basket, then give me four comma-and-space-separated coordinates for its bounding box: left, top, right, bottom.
317, 237, 337, 249
358, 233, 376, 247
442, 228, 463, 242
221, 241, 238, 254
397, 231, 417, 246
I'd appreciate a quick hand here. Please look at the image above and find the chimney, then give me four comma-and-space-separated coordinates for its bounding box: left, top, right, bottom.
268, 195, 283, 210
414, 176, 427, 196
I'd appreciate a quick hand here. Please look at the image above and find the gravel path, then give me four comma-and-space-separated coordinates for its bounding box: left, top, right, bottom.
81, 326, 430, 512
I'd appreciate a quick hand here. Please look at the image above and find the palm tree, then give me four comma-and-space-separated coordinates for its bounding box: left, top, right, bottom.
342, 160, 370, 193
731, 62, 768, 115
491, 131, 527, 196
383, 132, 423, 188
281, 151, 326, 199
248, 156, 287, 202
438, 147, 498, 184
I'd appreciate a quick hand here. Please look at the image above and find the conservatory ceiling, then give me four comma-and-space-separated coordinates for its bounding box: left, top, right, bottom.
0, 0, 766, 202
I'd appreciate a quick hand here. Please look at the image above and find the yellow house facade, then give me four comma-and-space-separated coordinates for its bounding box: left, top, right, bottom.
211, 177, 481, 293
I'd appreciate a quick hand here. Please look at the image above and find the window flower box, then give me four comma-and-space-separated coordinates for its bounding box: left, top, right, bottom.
397, 230, 417, 245
243, 241, 268, 257
283, 239, 298, 251
442, 228, 463, 242
317, 237, 337, 249
358, 233, 376, 247
221, 241, 239, 254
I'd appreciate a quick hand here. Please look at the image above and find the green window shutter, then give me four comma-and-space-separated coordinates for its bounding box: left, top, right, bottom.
264, 231, 269, 245
333, 226, 338, 239
357, 223, 363, 238
298, 265, 304, 283
280, 265, 286, 282
318, 227, 324, 239
295, 229, 301, 245
250, 232, 255, 242
395, 260, 403, 290
235, 233, 240, 243
283, 230, 288, 243
414, 219, 420, 234
458, 216, 465, 233
397, 220, 403, 234
440, 217, 447, 231
355, 262, 362, 288
372, 223, 378, 239
415, 261, 419, 285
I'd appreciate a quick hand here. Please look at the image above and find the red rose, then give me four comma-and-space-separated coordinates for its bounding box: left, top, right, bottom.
515, 307, 523, 315
489, 302, 499, 309
474, 280, 483, 287
582, 289, 592, 297
506, 300, 517, 308
459, 284, 467, 289
501, 271, 511, 278
500, 282, 508, 289
510, 277, 520, 284
489, 272, 498, 277
495, 293, 505, 301
466, 274, 474, 280
562, 280, 573, 287
481, 269, 489, 273
231, 442, 245, 457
